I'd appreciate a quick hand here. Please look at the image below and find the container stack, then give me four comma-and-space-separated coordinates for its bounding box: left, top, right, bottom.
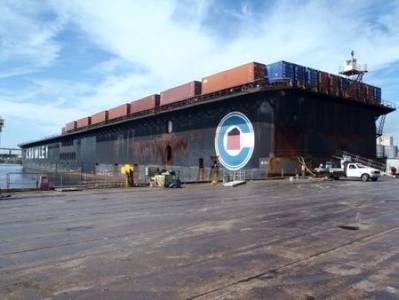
294, 64, 306, 87
91, 111, 108, 125
201, 62, 265, 94
108, 104, 130, 121
77, 117, 91, 129
329, 74, 340, 97
266, 61, 295, 85
160, 81, 201, 106
131, 94, 160, 114
65, 121, 77, 132
61, 59, 384, 133
340, 77, 351, 98
305, 68, 319, 91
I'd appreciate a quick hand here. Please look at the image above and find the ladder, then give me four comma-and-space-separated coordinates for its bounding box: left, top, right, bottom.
376, 115, 386, 137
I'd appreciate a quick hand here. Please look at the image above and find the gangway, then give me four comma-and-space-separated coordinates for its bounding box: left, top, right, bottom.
334, 150, 386, 172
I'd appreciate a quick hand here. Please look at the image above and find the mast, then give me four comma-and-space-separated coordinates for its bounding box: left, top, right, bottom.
339, 50, 368, 82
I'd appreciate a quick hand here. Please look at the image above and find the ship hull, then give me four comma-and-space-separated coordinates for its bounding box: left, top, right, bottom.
21, 90, 380, 180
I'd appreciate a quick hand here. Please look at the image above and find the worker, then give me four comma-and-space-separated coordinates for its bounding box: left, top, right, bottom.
122, 164, 135, 187
210, 160, 219, 184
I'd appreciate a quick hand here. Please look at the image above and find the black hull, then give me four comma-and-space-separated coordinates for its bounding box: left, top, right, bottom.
21, 89, 382, 180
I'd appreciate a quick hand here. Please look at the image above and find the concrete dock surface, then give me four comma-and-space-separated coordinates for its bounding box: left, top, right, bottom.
0, 179, 399, 299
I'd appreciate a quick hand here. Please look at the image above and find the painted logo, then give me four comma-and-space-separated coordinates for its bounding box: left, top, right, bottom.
215, 112, 255, 171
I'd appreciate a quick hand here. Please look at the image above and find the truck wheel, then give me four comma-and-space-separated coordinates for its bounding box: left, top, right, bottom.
371, 177, 378, 182
361, 174, 369, 182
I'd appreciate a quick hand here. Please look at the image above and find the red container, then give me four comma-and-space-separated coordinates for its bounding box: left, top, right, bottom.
329, 74, 340, 96
76, 117, 91, 129
160, 81, 201, 106
349, 81, 360, 100
131, 94, 160, 113
91, 111, 108, 125
108, 104, 130, 120
65, 121, 77, 132
202, 62, 265, 95
318, 71, 330, 94
358, 83, 367, 102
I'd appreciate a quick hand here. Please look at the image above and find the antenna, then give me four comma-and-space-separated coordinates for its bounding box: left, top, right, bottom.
0, 116, 3, 146
339, 50, 368, 82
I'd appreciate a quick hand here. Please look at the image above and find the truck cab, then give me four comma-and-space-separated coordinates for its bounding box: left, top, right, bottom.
345, 163, 381, 182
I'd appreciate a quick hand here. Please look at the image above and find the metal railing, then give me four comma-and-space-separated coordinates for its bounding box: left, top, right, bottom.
1, 171, 127, 191
3, 172, 43, 190
222, 169, 247, 183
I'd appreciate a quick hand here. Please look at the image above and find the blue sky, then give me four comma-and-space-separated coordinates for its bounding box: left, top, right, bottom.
0, 0, 398, 148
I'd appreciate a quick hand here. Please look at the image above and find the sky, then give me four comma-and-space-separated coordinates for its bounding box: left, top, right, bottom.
0, 0, 398, 148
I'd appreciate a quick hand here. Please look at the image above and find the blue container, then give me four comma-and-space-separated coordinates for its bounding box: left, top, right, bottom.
294, 65, 306, 86
305, 67, 319, 89
340, 77, 350, 92
266, 61, 295, 84
375, 87, 382, 103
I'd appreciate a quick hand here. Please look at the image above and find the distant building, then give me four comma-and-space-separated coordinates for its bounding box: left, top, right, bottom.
377, 135, 393, 146
377, 135, 398, 159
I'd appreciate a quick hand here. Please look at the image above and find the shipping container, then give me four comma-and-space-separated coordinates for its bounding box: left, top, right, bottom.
77, 117, 91, 129
348, 80, 360, 100
108, 104, 130, 120
365, 85, 382, 103
266, 61, 295, 85
201, 62, 265, 94
318, 71, 330, 94
329, 74, 340, 96
91, 111, 108, 125
365, 85, 375, 103
376, 87, 382, 103
131, 94, 160, 114
65, 121, 77, 132
305, 67, 319, 91
160, 81, 201, 106
340, 77, 351, 98
294, 64, 306, 87
358, 83, 367, 102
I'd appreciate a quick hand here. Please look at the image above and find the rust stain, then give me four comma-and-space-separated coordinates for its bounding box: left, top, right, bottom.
132, 134, 188, 165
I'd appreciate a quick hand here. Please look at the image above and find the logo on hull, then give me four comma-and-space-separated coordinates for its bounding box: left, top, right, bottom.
215, 112, 255, 171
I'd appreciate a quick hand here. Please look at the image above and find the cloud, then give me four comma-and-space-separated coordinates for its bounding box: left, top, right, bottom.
48, 0, 399, 76
1, 0, 399, 147
0, 1, 65, 78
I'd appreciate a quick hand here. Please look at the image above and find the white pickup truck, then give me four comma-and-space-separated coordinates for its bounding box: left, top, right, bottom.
315, 162, 381, 182
344, 163, 381, 181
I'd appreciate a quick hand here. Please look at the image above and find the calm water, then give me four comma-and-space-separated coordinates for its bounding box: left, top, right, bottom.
0, 164, 40, 189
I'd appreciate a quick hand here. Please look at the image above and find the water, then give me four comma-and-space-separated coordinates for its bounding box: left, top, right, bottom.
0, 164, 126, 190
0, 164, 40, 189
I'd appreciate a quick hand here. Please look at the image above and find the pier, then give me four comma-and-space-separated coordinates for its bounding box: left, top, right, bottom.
1, 179, 398, 299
